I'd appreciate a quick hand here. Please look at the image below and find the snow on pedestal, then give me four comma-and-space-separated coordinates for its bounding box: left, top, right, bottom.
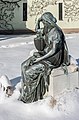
48, 64, 79, 97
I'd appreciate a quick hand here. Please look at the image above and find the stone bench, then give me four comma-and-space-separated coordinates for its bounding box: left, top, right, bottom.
30, 50, 79, 97
47, 64, 79, 97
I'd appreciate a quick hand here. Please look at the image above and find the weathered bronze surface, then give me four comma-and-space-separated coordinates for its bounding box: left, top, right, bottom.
20, 12, 70, 103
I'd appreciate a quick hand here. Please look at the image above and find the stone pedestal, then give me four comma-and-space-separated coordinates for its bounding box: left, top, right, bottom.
48, 65, 79, 97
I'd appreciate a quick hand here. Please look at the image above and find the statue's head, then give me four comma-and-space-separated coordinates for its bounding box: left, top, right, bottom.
40, 12, 57, 25
35, 12, 57, 31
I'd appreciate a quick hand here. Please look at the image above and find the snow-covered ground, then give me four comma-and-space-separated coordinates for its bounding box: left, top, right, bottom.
0, 33, 79, 120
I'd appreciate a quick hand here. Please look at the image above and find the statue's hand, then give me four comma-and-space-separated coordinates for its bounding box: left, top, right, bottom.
33, 57, 41, 64
33, 52, 40, 58
36, 28, 44, 38
30, 57, 36, 65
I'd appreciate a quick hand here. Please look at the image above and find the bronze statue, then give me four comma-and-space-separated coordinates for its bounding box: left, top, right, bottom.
20, 12, 70, 103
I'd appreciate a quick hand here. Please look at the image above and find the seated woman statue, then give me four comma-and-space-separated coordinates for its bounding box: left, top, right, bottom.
20, 12, 70, 103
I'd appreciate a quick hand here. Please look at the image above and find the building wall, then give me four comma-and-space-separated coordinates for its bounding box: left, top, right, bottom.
27, 0, 58, 30
58, 0, 79, 29
0, 0, 79, 33
12, 0, 27, 30
0, 0, 27, 31
27, 0, 79, 32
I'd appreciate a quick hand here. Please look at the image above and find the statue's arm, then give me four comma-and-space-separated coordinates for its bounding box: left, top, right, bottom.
34, 27, 62, 63
35, 18, 42, 32
34, 40, 57, 63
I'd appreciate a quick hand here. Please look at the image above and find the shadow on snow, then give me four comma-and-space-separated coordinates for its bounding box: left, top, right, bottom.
11, 76, 21, 89
76, 58, 79, 65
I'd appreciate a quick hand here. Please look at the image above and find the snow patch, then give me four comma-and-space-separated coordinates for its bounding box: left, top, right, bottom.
0, 34, 79, 120
70, 55, 78, 65
0, 75, 12, 88
28, 41, 34, 45
0, 42, 27, 48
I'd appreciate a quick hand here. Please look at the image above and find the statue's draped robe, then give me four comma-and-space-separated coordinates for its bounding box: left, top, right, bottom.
20, 27, 69, 103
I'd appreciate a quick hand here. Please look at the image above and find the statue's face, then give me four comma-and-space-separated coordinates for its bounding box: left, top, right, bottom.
41, 12, 57, 28
42, 19, 55, 29
41, 19, 47, 25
